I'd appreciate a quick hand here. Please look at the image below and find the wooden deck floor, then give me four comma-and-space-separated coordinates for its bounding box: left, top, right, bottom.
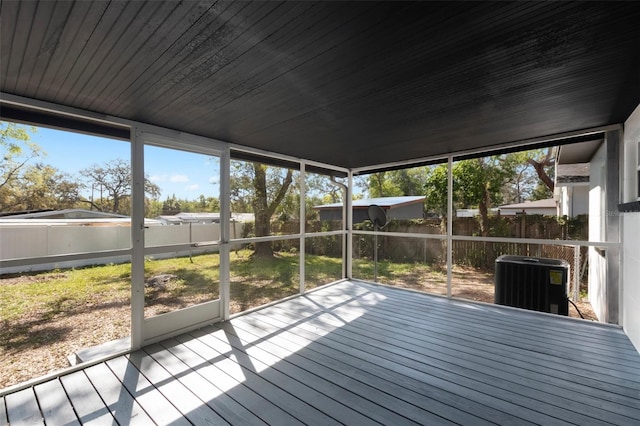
2, 280, 640, 425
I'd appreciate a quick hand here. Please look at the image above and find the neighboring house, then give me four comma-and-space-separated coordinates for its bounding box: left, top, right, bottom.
315, 196, 425, 223
555, 163, 590, 218
456, 208, 499, 217
455, 208, 481, 217
497, 199, 557, 216
156, 212, 253, 225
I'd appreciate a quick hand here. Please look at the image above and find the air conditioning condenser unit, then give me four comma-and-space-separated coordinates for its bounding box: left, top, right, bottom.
495, 255, 569, 315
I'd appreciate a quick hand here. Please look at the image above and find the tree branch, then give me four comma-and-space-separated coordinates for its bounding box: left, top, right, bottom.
527, 159, 554, 191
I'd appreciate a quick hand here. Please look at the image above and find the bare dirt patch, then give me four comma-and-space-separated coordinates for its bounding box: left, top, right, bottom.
382, 265, 597, 321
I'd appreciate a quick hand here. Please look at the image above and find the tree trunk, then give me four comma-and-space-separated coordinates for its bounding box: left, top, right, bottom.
251, 163, 294, 257
112, 195, 120, 214
478, 185, 490, 237
252, 163, 272, 257
479, 181, 495, 268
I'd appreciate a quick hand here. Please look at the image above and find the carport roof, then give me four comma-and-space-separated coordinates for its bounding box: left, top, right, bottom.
1, 1, 639, 170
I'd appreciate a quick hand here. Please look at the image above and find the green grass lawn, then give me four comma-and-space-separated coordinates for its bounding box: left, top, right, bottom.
0, 250, 346, 326
0, 263, 132, 324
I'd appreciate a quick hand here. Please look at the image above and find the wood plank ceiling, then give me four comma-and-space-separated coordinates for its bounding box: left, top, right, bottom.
1, 1, 639, 169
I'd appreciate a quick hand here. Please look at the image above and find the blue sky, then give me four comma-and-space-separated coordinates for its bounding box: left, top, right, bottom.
30, 126, 220, 200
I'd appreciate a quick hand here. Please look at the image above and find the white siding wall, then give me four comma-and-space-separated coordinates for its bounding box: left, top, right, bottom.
622, 103, 640, 352
560, 186, 569, 217
588, 143, 607, 321
569, 185, 590, 217
622, 212, 640, 352
623, 105, 640, 203
559, 185, 589, 218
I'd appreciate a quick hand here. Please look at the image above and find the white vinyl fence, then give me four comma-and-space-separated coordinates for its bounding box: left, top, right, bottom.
0, 220, 245, 274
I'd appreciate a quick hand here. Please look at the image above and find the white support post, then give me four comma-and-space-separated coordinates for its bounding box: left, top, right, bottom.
447, 155, 453, 298
605, 129, 622, 324
130, 128, 145, 349
346, 172, 354, 279
299, 162, 306, 294
219, 149, 231, 321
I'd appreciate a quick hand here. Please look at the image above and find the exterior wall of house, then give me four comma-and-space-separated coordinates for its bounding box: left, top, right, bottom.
622, 104, 640, 203
329, 209, 364, 223
319, 203, 423, 223
390, 202, 424, 220
622, 103, 640, 352
588, 142, 607, 321
559, 185, 589, 217
559, 187, 569, 217
622, 211, 640, 352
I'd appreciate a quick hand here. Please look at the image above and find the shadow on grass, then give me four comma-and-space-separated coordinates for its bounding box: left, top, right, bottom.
1, 324, 74, 351
229, 255, 299, 313
229, 279, 299, 313
0, 297, 130, 352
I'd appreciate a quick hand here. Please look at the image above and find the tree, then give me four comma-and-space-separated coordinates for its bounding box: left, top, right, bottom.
528, 148, 555, 192
495, 148, 556, 203
423, 149, 558, 231
368, 171, 402, 197
423, 164, 449, 221
230, 160, 294, 257
229, 161, 255, 213
161, 194, 181, 215
1, 122, 88, 212
252, 163, 294, 256
274, 172, 340, 222
366, 168, 429, 198
308, 174, 343, 205
0, 122, 41, 211
156, 194, 220, 216
12, 164, 82, 211
196, 194, 220, 212
501, 151, 538, 204
80, 158, 160, 214
454, 157, 514, 236
424, 156, 515, 235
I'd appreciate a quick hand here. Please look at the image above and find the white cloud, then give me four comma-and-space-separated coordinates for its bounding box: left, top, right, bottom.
185, 184, 199, 191
170, 174, 189, 183
149, 174, 167, 182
